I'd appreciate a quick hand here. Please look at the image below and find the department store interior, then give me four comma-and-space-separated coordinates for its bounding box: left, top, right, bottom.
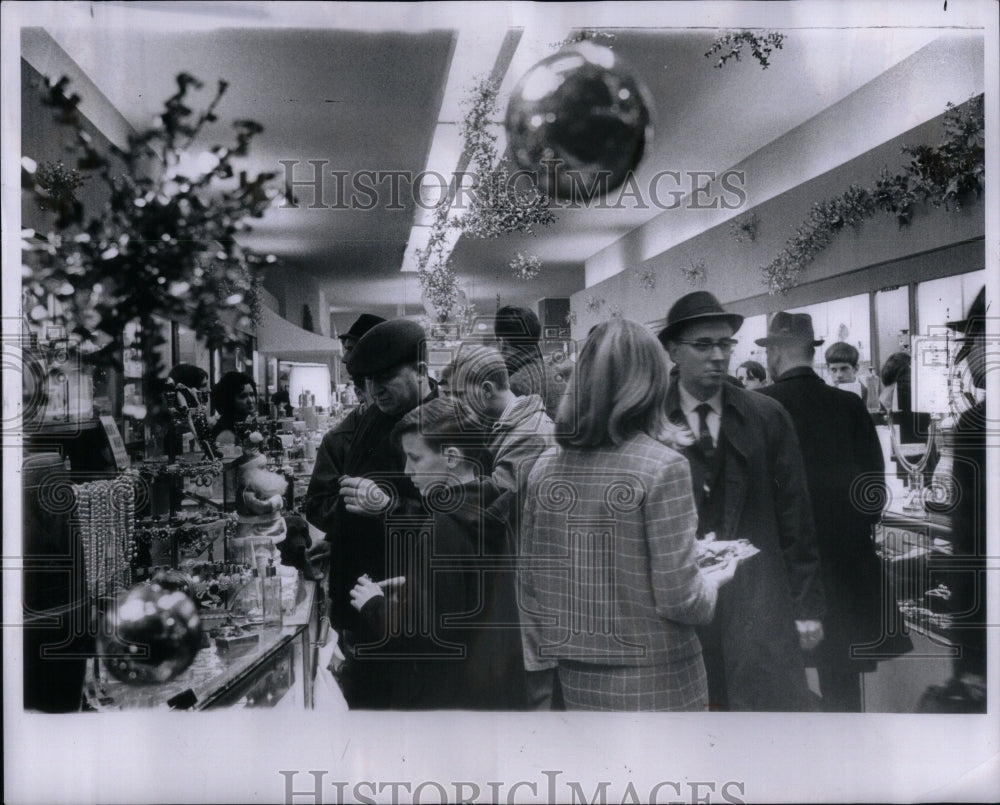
11, 3, 992, 723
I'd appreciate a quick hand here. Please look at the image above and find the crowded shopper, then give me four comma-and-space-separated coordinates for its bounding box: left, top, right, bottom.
520, 319, 737, 711
824, 341, 870, 404
304, 318, 435, 708
734, 360, 767, 390
210, 371, 258, 446
659, 292, 824, 711
339, 313, 386, 405
759, 312, 904, 711
348, 397, 528, 709
494, 305, 568, 419
444, 343, 558, 707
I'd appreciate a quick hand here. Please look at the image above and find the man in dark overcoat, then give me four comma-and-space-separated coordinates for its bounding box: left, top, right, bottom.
305, 318, 436, 708
758, 311, 894, 711
660, 292, 824, 711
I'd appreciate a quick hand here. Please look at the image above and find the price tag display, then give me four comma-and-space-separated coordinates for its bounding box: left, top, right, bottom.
99, 415, 131, 471
910, 335, 954, 415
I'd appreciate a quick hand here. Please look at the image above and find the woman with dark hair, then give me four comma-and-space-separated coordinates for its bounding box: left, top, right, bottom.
347, 397, 527, 709
167, 363, 209, 407
735, 360, 767, 390
519, 319, 736, 711
210, 371, 258, 446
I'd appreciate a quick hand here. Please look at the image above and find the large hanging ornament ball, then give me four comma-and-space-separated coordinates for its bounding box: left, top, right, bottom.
505, 41, 653, 201
98, 581, 203, 685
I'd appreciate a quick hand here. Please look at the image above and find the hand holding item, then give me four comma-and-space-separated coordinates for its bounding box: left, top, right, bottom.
796, 619, 824, 652
349, 576, 384, 611
308, 541, 332, 561
700, 555, 738, 588
339, 476, 392, 515
349, 575, 405, 612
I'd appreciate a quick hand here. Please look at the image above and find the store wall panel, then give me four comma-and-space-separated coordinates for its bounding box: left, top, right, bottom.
570, 105, 985, 338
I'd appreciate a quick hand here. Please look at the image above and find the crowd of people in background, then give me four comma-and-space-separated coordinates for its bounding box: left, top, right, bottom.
291, 287, 987, 714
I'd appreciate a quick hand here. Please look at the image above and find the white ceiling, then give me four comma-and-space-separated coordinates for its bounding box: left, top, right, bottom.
19, 2, 985, 332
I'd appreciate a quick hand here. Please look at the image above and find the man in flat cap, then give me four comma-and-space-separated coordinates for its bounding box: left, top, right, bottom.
339, 313, 386, 406
659, 291, 824, 711
758, 311, 904, 711
922, 286, 988, 711
305, 318, 435, 708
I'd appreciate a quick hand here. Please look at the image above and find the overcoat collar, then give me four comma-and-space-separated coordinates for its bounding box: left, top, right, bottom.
774, 365, 821, 384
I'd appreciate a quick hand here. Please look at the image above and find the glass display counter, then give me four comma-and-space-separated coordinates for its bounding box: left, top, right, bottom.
876, 511, 954, 641
84, 581, 322, 711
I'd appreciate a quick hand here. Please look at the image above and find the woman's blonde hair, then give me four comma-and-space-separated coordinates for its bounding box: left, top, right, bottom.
555, 319, 669, 448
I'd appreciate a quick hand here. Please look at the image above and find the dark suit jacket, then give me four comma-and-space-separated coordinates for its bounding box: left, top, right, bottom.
667, 381, 823, 710
760, 367, 890, 672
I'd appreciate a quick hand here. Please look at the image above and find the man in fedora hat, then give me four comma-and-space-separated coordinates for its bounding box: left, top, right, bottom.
758, 311, 907, 711
306, 318, 436, 708
660, 291, 824, 711
922, 286, 988, 711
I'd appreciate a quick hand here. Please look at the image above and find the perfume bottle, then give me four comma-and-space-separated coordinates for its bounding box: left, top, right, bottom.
243, 568, 263, 624
262, 559, 283, 627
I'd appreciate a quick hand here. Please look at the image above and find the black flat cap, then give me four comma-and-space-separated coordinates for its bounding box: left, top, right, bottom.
658, 291, 744, 345
345, 319, 426, 377
342, 313, 386, 342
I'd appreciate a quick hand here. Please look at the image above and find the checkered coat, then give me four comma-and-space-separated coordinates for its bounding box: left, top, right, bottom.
518, 432, 717, 669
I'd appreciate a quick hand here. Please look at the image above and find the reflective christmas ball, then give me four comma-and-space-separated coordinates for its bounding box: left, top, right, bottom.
505, 41, 653, 201
99, 581, 203, 685
150, 568, 194, 600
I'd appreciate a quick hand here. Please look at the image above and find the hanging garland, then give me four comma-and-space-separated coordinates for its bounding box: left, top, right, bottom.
706, 31, 785, 70
416, 76, 556, 320
761, 94, 984, 294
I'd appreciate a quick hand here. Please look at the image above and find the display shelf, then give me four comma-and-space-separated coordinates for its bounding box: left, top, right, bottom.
879, 509, 953, 543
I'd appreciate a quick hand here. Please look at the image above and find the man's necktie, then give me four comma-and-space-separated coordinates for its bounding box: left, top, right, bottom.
696, 402, 715, 461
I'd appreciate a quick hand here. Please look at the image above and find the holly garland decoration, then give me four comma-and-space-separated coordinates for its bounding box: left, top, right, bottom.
761, 95, 984, 294
706, 31, 785, 70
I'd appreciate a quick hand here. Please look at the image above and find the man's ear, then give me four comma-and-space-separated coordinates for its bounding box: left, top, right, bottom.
443, 445, 462, 468
481, 380, 496, 398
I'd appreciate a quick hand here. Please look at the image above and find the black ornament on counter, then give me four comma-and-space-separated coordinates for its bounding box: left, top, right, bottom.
150, 568, 195, 600
505, 41, 653, 201
98, 581, 203, 685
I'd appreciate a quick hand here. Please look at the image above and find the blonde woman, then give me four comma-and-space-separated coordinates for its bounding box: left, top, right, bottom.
519, 319, 736, 711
